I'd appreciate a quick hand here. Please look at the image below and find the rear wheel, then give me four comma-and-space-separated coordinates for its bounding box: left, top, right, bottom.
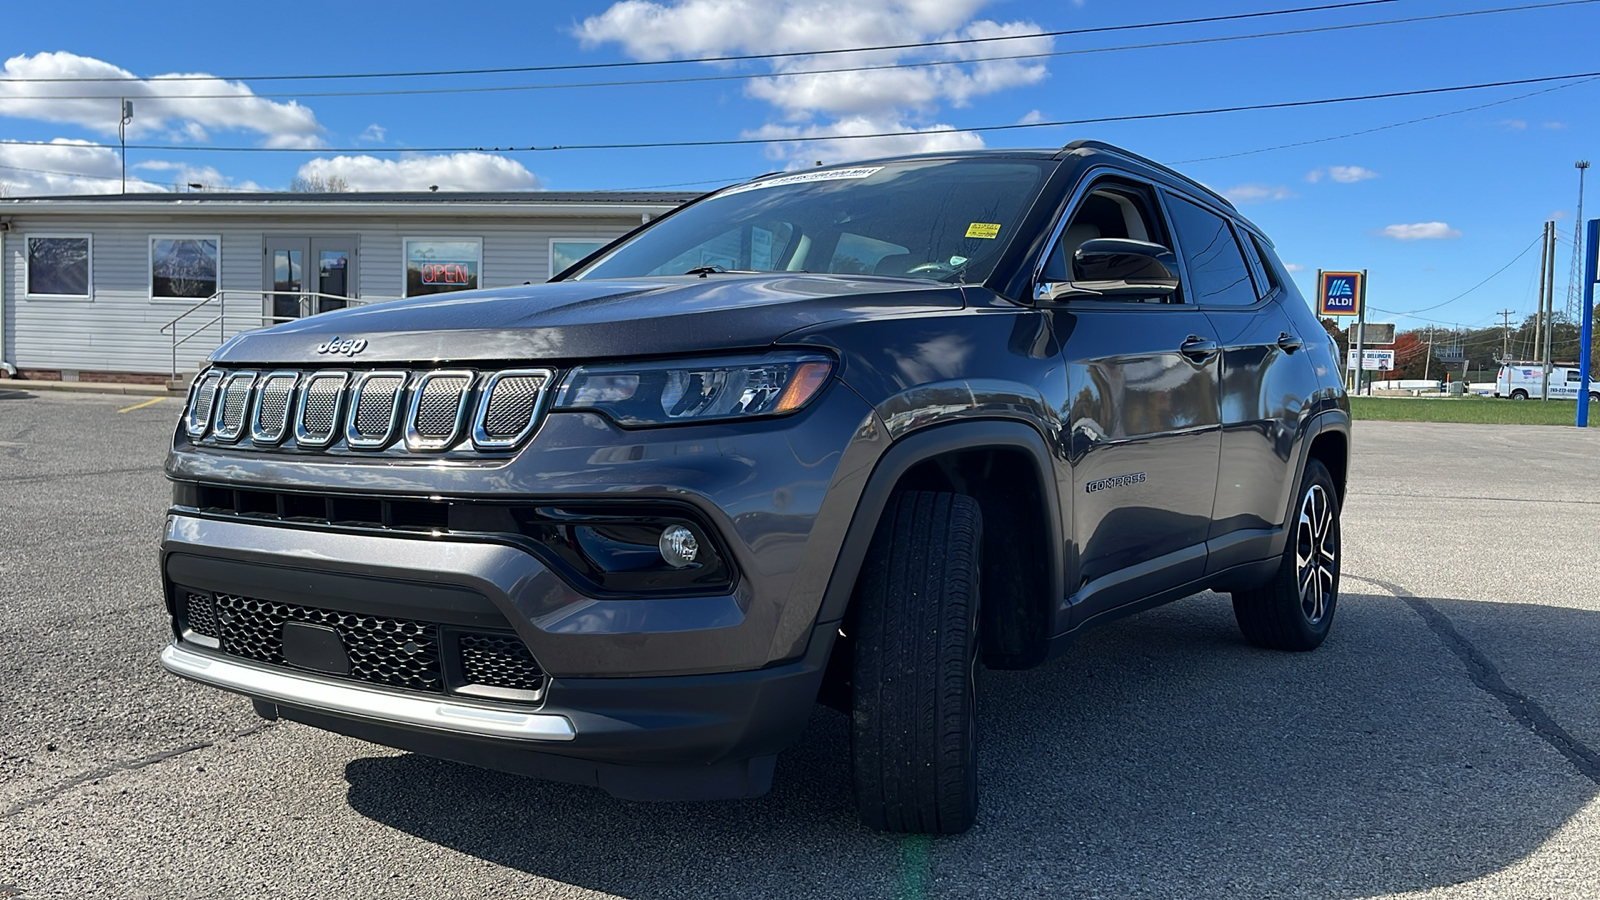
1232, 459, 1340, 651
1510, 389, 1528, 400
850, 491, 982, 834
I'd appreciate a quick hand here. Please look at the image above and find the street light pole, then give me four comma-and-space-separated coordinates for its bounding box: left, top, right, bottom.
118, 99, 133, 194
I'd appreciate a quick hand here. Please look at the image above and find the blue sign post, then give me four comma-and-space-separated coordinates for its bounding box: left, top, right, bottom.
1578, 218, 1597, 427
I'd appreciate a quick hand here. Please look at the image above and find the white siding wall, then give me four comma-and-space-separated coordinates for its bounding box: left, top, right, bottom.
0, 213, 643, 375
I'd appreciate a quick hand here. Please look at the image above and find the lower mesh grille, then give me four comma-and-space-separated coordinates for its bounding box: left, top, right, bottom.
459, 633, 545, 692
215, 593, 443, 692
189, 592, 548, 700
184, 591, 220, 638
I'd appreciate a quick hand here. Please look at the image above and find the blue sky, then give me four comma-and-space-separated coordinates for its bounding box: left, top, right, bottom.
2, 0, 1597, 330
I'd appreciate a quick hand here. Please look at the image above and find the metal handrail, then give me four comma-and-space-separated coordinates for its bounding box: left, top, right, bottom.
159, 290, 392, 382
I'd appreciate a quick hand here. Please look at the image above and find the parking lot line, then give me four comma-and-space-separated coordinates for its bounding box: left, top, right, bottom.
117, 397, 166, 413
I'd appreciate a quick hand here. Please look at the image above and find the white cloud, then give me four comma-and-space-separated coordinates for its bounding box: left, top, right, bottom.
1285, 263, 1306, 273
1017, 109, 1043, 125
1327, 165, 1378, 183
358, 124, 387, 143
133, 160, 262, 192
1224, 183, 1295, 203
577, 1, 1053, 164
0, 139, 164, 194
1553, 209, 1570, 220
1543, 121, 1568, 130
295, 154, 541, 191
1497, 119, 1528, 131
0, 52, 324, 149
1307, 165, 1378, 183
1379, 222, 1461, 241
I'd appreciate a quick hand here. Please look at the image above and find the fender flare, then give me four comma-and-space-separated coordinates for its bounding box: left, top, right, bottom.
813, 419, 1066, 625
1269, 405, 1352, 559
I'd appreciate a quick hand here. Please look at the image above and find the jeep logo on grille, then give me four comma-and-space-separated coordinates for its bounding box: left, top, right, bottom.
315, 336, 367, 357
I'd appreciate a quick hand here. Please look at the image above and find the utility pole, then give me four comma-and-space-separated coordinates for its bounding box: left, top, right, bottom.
1423, 325, 1432, 382
1567, 161, 1590, 319
1535, 221, 1548, 375
1498, 308, 1517, 361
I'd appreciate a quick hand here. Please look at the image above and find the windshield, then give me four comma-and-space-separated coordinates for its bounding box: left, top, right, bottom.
571, 159, 1053, 284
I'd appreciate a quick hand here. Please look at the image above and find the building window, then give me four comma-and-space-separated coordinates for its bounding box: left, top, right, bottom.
405, 237, 481, 297
150, 235, 220, 301
550, 239, 607, 278
25, 234, 92, 299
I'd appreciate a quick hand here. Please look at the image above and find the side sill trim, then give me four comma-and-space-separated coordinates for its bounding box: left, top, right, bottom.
160, 643, 576, 742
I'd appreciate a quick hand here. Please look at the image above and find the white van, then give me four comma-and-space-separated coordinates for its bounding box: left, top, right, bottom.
1494, 363, 1600, 401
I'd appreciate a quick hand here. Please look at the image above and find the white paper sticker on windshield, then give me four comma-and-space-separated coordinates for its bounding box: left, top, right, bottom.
720, 167, 884, 195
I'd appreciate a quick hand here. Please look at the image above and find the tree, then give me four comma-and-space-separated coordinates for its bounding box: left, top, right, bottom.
288, 174, 352, 193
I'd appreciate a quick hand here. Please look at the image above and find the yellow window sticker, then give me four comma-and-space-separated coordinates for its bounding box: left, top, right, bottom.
965, 222, 1002, 239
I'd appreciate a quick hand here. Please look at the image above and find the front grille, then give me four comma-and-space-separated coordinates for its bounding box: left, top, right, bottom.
214, 593, 443, 692
184, 365, 554, 455
459, 633, 545, 692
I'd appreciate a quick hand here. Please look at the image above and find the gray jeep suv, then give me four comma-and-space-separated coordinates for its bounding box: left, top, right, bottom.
160, 141, 1350, 834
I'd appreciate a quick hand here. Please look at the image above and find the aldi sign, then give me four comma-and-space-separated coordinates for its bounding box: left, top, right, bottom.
1319, 271, 1363, 317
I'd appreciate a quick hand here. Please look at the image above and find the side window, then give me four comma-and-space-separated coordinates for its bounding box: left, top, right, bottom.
1568, 370, 1583, 383
1240, 232, 1279, 299
1044, 182, 1163, 288
1165, 194, 1258, 307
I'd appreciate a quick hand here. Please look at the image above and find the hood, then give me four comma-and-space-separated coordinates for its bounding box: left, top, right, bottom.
212, 274, 964, 366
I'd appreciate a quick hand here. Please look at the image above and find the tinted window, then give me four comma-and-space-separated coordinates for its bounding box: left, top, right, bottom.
1166, 195, 1257, 307
573, 159, 1051, 284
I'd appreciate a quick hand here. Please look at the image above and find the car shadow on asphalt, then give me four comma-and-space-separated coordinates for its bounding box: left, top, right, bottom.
343, 591, 1597, 898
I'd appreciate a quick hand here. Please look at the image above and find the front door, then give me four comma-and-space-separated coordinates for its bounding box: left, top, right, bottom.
264, 237, 356, 321
1044, 177, 1223, 626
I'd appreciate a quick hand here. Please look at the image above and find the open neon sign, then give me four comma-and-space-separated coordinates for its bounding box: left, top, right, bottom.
419, 262, 474, 285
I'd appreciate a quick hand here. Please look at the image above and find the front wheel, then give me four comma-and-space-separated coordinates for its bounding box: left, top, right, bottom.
1589, 392, 1598, 404
850, 491, 983, 834
1231, 459, 1341, 651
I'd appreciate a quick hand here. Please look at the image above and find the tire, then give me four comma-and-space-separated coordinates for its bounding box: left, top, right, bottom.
1510, 390, 1528, 401
1232, 459, 1340, 652
1589, 392, 1598, 404
850, 491, 982, 835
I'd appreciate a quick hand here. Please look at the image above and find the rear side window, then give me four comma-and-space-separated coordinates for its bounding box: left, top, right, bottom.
1165, 194, 1257, 307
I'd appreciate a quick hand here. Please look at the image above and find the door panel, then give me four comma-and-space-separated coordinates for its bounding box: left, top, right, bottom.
1059, 305, 1222, 619
1204, 301, 1311, 570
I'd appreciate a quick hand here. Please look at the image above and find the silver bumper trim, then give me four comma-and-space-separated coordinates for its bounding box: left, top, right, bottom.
160, 643, 576, 742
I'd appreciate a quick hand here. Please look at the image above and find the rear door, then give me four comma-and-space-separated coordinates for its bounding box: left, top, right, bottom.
1045, 175, 1223, 624
1159, 193, 1313, 571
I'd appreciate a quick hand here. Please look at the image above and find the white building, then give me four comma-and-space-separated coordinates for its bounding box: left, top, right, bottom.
0, 190, 694, 383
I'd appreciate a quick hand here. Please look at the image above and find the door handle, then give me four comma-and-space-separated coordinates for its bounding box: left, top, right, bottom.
1277, 332, 1304, 353
1179, 335, 1219, 362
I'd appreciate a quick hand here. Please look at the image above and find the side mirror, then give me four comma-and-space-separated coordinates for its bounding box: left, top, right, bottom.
1037, 238, 1181, 302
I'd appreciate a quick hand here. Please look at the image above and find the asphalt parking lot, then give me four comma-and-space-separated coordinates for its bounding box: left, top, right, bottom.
2, 386, 1599, 899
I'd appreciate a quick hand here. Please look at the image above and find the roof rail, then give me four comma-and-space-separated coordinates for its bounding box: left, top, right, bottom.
1059, 140, 1238, 212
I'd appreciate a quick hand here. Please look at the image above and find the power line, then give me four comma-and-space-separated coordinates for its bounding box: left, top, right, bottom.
5, 69, 1595, 155
1176, 75, 1600, 164
0, 0, 1410, 85
7, 1, 1589, 102
1369, 231, 1546, 321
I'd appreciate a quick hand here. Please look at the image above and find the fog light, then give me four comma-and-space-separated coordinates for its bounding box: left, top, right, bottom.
658, 525, 699, 568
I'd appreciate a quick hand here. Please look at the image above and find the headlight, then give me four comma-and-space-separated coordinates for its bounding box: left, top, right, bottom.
554, 352, 834, 426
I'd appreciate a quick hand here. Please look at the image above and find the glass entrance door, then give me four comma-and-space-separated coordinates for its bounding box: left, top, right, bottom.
264, 237, 357, 320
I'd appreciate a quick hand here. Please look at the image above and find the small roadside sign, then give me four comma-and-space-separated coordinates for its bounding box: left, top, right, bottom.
1319, 271, 1363, 317
1347, 349, 1396, 371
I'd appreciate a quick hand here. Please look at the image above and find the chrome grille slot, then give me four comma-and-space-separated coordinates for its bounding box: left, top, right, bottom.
212, 372, 257, 443
251, 372, 298, 445
473, 369, 554, 450
294, 371, 350, 448
185, 371, 223, 439
346, 371, 408, 449
406, 370, 475, 451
